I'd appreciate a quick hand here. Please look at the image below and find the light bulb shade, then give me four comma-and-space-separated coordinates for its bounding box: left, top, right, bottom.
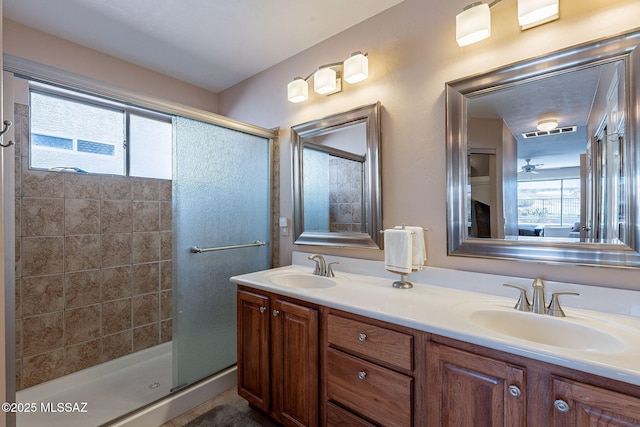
344, 52, 368, 84
518, 0, 559, 29
287, 78, 308, 103
314, 67, 337, 94
537, 119, 558, 132
456, 3, 491, 47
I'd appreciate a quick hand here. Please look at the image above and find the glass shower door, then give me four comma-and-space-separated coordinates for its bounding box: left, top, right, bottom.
172, 116, 271, 389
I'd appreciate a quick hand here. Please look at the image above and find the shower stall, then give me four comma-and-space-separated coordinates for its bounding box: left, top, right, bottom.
5, 68, 276, 426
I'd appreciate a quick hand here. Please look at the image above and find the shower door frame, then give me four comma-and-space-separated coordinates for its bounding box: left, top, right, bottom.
1, 55, 277, 427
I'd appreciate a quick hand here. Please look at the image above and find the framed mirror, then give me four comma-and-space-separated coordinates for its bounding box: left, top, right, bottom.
292, 102, 382, 248
446, 31, 640, 268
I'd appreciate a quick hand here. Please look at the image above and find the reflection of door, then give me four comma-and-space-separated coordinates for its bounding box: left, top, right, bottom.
172, 117, 271, 390
468, 151, 502, 238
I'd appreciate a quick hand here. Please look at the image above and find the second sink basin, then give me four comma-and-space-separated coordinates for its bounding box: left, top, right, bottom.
268, 273, 337, 289
467, 307, 628, 353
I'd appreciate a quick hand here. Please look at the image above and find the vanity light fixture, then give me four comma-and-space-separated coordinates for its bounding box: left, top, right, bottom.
518, 0, 559, 29
287, 51, 368, 103
537, 119, 558, 132
456, 0, 560, 47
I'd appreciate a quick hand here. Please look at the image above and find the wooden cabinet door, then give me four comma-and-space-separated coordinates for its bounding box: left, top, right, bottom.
237, 289, 271, 412
272, 298, 319, 427
427, 343, 526, 427
551, 378, 640, 426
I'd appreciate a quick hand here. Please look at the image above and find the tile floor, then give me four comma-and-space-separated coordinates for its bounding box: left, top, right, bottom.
162, 387, 280, 427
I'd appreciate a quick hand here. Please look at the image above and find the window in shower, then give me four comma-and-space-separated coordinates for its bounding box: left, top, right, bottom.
29, 83, 172, 179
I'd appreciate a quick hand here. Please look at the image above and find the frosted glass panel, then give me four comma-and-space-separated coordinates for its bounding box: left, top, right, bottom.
173, 117, 271, 389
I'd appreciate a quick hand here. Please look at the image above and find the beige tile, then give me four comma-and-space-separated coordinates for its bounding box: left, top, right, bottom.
160, 261, 172, 290
132, 263, 159, 295
102, 298, 132, 335
102, 330, 132, 362
22, 237, 64, 277
65, 270, 101, 309
100, 266, 132, 301
101, 176, 132, 200
132, 232, 160, 263
160, 231, 172, 261
132, 178, 159, 201
65, 339, 101, 375
65, 304, 101, 345
132, 293, 159, 327
15, 196, 21, 237
15, 357, 22, 391
101, 200, 132, 233
64, 173, 101, 199
159, 180, 172, 201
22, 274, 64, 316
22, 349, 65, 388
15, 278, 22, 319
133, 201, 160, 232
160, 201, 172, 231
160, 290, 172, 321
133, 323, 159, 352
64, 235, 101, 272
22, 311, 64, 357
160, 319, 172, 343
65, 199, 100, 234
15, 236, 22, 278
101, 233, 132, 267
22, 197, 65, 236
15, 318, 22, 359
22, 160, 65, 198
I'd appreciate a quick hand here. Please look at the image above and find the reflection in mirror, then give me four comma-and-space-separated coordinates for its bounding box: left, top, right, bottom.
446, 31, 640, 267
292, 102, 382, 248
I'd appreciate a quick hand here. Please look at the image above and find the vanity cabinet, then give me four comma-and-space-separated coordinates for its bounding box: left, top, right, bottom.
550, 377, 640, 426
237, 287, 319, 427
324, 311, 418, 427
426, 342, 526, 426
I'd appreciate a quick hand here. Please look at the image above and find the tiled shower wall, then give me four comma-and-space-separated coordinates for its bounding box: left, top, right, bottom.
14, 103, 173, 390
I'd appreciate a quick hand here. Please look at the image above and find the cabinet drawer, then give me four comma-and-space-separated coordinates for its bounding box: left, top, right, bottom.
327, 348, 412, 427
327, 314, 413, 370
326, 402, 376, 427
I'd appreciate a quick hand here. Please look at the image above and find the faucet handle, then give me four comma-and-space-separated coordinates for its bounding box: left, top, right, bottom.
326, 262, 339, 277
546, 292, 579, 317
503, 284, 531, 312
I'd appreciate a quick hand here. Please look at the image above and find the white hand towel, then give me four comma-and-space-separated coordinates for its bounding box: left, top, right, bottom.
384, 229, 413, 274
396, 226, 427, 271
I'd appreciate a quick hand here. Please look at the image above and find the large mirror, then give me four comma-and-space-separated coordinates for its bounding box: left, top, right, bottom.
446, 31, 640, 268
292, 102, 382, 248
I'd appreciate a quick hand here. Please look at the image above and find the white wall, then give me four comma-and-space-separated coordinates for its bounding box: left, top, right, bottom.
218, 0, 640, 290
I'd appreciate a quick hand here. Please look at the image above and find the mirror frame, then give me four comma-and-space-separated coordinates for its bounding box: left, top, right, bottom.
292, 102, 382, 248
446, 31, 640, 268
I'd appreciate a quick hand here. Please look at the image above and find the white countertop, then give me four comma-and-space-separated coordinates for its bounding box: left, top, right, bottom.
231, 252, 640, 387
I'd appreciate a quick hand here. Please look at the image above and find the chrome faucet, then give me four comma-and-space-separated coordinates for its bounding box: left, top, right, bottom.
503, 278, 579, 317
531, 278, 546, 314
308, 254, 326, 276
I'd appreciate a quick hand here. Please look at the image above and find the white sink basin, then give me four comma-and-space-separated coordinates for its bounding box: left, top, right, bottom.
467, 307, 627, 353
268, 273, 337, 289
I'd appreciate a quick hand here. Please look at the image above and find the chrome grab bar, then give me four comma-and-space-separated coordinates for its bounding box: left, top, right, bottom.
191, 240, 266, 254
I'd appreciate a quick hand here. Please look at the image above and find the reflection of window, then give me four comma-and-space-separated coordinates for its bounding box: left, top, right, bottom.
30, 84, 172, 179
518, 179, 580, 227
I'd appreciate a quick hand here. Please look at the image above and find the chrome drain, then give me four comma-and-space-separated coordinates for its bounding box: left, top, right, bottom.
147, 382, 162, 390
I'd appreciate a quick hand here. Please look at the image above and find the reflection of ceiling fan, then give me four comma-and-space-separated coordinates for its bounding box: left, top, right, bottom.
520, 158, 543, 174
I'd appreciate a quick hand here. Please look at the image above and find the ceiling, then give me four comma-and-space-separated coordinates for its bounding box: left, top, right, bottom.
468, 61, 620, 175
3, 0, 404, 93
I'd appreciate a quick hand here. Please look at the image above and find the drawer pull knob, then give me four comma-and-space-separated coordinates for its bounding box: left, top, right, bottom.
358, 333, 367, 342
508, 385, 521, 397
259, 306, 266, 313
357, 371, 367, 380
554, 399, 570, 412
273, 310, 280, 317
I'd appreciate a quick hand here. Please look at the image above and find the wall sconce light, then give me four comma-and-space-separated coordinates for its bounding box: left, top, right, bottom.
456, 0, 559, 47
287, 51, 368, 103
537, 119, 558, 132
